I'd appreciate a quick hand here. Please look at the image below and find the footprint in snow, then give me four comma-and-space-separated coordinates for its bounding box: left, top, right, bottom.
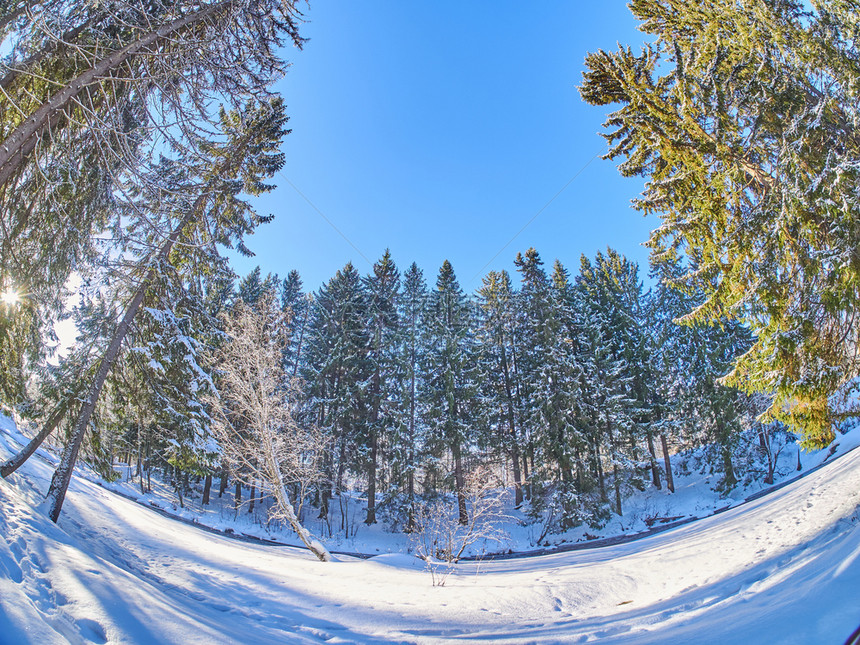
75, 617, 107, 644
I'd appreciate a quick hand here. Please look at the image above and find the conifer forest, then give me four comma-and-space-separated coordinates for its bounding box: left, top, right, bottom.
1, 1, 859, 642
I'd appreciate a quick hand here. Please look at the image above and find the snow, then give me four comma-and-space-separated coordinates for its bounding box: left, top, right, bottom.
73, 422, 860, 560
1, 413, 860, 644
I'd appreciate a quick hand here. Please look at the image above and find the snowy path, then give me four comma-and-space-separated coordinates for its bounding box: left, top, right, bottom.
1, 435, 860, 643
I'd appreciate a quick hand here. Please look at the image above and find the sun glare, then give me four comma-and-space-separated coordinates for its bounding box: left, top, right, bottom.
1, 288, 20, 306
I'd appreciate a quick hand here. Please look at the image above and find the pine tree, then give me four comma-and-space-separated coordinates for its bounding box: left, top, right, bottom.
422, 260, 478, 524
476, 270, 525, 507
361, 250, 400, 524
580, 0, 860, 446
393, 262, 428, 530
302, 262, 371, 519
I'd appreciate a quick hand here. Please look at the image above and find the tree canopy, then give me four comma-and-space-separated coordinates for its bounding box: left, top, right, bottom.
580, 0, 860, 447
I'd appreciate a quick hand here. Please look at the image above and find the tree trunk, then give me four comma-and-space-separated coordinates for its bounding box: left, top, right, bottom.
202, 473, 212, 505
145, 434, 152, 493
660, 433, 675, 493
138, 453, 146, 496
721, 444, 737, 490
510, 440, 523, 508
319, 486, 330, 520
522, 452, 531, 501
234, 480, 242, 509
759, 428, 774, 485
264, 439, 331, 561
406, 334, 417, 532
595, 440, 607, 503
335, 437, 347, 494
365, 360, 381, 525
219, 466, 228, 497
453, 441, 467, 525
500, 344, 523, 507
0, 1, 232, 187
44, 206, 199, 523
1, 403, 66, 478
605, 411, 619, 512
365, 431, 377, 525
249, 479, 256, 513
647, 433, 661, 489
134, 422, 143, 480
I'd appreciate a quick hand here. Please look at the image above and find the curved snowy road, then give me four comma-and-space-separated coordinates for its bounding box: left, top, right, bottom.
1, 439, 859, 644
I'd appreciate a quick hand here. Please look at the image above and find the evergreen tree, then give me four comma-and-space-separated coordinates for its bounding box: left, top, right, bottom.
580, 0, 860, 446
361, 250, 400, 524
0, 0, 306, 410
515, 249, 582, 526
280, 270, 310, 378
476, 270, 525, 507
302, 262, 371, 518
577, 250, 641, 517
40, 99, 289, 521
422, 260, 478, 524
649, 248, 762, 492
393, 262, 428, 530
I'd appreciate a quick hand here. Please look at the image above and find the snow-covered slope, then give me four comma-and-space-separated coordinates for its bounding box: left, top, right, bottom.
54, 420, 860, 560
1, 419, 859, 644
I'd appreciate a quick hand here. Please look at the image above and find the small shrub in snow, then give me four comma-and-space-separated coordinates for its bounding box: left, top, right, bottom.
205, 292, 331, 562
411, 466, 508, 586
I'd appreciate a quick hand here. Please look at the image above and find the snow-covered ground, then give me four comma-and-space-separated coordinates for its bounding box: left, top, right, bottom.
2, 415, 860, 643
49, 421, 860, 560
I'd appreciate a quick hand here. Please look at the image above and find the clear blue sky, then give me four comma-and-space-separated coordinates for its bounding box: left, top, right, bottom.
230, 1, 654, 293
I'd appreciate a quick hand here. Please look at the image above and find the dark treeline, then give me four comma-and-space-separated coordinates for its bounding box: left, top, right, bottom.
82, 244, 790, 537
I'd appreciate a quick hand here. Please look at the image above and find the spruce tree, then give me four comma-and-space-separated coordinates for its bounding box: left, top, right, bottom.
362, 250, 400, 524
476, 270, 525, 507
649, 248, 762, 492
577, 250, 640, 517
394, 262, 428, 530
422, 260, 477, 524
515, 249, 582, 526
0, 0, 305, 408
302, 262, 371, 519
281, 270, 310, 378
580, 0, 860, 446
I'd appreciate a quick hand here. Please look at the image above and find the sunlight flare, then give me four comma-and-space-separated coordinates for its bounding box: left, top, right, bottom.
1, 287, 19, 306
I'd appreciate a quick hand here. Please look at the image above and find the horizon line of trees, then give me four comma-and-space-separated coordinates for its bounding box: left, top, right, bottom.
25, 244, 790, 537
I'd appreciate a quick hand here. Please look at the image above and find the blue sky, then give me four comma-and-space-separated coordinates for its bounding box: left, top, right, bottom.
230, 1, 654, 293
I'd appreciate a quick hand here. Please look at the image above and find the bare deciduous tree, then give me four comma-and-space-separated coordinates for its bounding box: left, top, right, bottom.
411, 466, 508, 586
207, 290, 331, 562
